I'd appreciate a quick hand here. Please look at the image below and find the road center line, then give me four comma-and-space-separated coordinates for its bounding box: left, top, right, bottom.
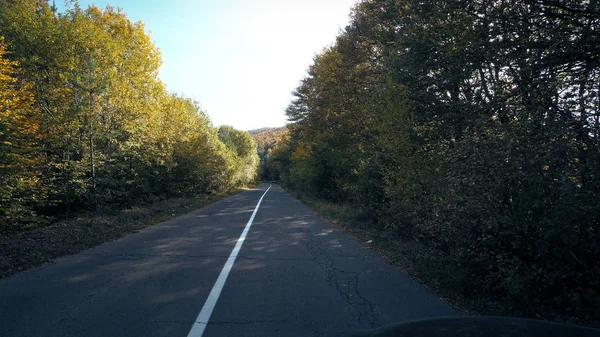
186, 185, 272, 337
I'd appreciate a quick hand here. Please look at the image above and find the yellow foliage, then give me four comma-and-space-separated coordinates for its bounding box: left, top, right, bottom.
0, 37, 42, 224
0, 38, 39, 159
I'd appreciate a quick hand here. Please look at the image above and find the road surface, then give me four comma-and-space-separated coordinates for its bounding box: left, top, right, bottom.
0, 184, 455, 337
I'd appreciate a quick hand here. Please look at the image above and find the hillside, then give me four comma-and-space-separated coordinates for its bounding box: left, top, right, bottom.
250, 127, 287, 154
248, 127, 280, 135
250, 127, 287, 180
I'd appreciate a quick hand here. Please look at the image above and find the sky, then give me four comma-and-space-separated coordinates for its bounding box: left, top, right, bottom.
56, 0, 358, 130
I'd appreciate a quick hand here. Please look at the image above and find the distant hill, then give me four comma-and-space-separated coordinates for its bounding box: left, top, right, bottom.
250, 127, 287, 154
248, 126, 287, 152
248, 127, 283, 135
250, 127, 287, 181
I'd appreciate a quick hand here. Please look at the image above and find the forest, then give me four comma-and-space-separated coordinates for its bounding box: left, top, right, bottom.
0, 0, 259, 231
1, 0, 598, 324
268, 0, 599, 322
250, 127, 286, 181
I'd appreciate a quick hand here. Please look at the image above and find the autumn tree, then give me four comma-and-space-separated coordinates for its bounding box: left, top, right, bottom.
0, 38, 41, 228
0, 1, 259, 227
250, 127, 287, 180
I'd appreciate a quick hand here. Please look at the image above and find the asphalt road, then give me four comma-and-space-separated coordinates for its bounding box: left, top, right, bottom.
0, 184, 455, 337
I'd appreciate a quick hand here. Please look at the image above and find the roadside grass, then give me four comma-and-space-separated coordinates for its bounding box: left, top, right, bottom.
0, 189, 244, 279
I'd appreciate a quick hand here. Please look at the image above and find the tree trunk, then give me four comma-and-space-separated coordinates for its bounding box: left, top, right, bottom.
89, 91, 96, 210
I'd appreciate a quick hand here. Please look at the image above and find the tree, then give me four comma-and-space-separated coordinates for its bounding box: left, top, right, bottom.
0, 1, 259, 228
251, 127, 287, 180
0, 38, 41, 228
269, 0, 600, 320
218, 126, 260, 186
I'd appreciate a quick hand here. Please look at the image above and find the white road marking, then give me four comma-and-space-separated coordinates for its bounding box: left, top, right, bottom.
186, 185, 272, 337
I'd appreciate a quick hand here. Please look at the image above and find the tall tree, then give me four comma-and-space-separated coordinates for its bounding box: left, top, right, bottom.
270, 0, 600, 320
0, 1, 259, 227
0, 38, 41, 228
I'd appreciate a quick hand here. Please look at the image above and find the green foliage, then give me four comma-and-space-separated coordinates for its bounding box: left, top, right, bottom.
0, 1, 258, 230
250, 127, 287, 180
218, 125, 260, 186
0, 37, 41, 228
269, 0, 600, 322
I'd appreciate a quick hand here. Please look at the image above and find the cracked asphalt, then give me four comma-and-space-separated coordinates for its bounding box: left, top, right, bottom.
0, 184, 455, 337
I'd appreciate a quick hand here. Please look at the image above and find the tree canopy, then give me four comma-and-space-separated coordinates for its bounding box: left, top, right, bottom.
250, 127, 287, 180
0, 0, 259, 229
270, 0, 600, 322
